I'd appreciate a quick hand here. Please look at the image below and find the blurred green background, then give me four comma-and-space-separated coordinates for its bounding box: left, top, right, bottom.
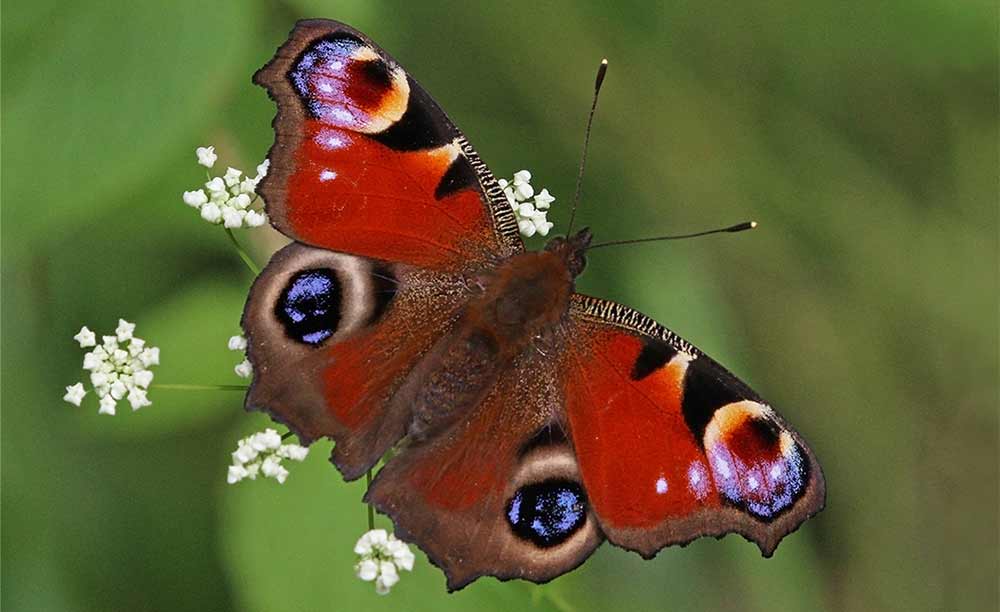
3, 1, 997, 611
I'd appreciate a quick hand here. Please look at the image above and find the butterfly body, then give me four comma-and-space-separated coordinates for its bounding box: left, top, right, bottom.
245, 19, 825, 591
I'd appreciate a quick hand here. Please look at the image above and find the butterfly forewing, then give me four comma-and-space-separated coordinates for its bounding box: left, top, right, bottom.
564, 294, 825, 557
253, 19, 522, 270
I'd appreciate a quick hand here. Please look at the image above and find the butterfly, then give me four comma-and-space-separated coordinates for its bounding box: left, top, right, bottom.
243, 18, 826, 591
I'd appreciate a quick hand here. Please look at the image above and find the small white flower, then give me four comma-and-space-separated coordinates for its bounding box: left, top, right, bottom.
228, 335, 248, 351
223, 167, 243, 188
244, 210, 268, 227
387, 539, 415, 571
375, 561, 399, 594
252, 429, 282, 451
182, 189, 208, 208
234, 358, 253, 379
502, 169, 557, 238
108, 379, 128, 400
278, 444, 309, 462
98, 395, 117, 416
503, 186, 517, 207
353, 529, 414, 595
222, 205, 245, 229
90, 371, 109, 388
260, 456, 289, 483
230, 193, 252, 209
227, 464, 250, 484
67, 321, 159, 414
82, 352, 102, 371
186, 154, 269, 228
73, 326, 97, 348
200, 202, 222, 224
233, 441, 257, 465
205, 176, 226, 193
127, 387, 151, 411
356, 558, 379, 581
534, 188, 555, 209
63, 383, 87, 406
115, 319, 135, 342
128, 337, 146, 356
237, 177, 258, 195
139, 347, 160, 367
515, 182, 534, 200
196, 146, 218, 168
133, 369, 154, 388
227, 429, 307, 485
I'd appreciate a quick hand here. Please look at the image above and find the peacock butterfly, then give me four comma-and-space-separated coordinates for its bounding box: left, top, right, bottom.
242, 18, 825, 591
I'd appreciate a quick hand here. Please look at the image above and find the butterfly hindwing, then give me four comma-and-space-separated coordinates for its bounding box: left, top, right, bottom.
564, 293, 825, 557
365, 347, 603, 591
254, 19, 523, 270
242, 241, 469, 480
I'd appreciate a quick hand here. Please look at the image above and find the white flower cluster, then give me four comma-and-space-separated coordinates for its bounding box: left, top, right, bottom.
182, 146, 269, 229
64, 320, 159, 415
354, 529, 415, 595
500, 169, 555, 237
227, 428, 308, 485
227, 334, 253, 378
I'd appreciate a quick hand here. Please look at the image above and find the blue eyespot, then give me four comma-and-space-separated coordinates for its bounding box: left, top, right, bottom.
506, 480, 587, 547
275, 269, 342, 346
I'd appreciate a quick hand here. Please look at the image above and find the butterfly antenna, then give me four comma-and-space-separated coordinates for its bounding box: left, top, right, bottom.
588, 221, 758, 250
566, 58, 609, 237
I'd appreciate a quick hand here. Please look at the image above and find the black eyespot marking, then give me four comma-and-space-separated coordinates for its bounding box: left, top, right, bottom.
631, 338, 678, 380
275, 269, 342, 346
682, 359, 744, 446
434, 155, 477, 200
358, 55, 393, 92
506, 480, 587, 548
370, 81, 452, 151
747, 416, 781, 448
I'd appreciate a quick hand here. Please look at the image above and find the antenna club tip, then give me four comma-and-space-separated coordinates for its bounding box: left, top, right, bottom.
601, 58, 609, 65
749, 221, 758, 229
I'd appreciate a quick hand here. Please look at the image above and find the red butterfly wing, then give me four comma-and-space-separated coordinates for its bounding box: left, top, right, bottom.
254, 19, 522, 269
564, 294, 825, 557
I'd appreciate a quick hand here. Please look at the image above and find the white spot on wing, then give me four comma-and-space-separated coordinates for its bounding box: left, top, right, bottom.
319, 170, 337, 182
655, 477, 668, 495
716, 458, 731, 479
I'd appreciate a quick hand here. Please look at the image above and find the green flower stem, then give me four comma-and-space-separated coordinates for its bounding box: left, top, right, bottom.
366, 470, 375, 530
151, 384, 248, 391
225, 227, 260, 275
